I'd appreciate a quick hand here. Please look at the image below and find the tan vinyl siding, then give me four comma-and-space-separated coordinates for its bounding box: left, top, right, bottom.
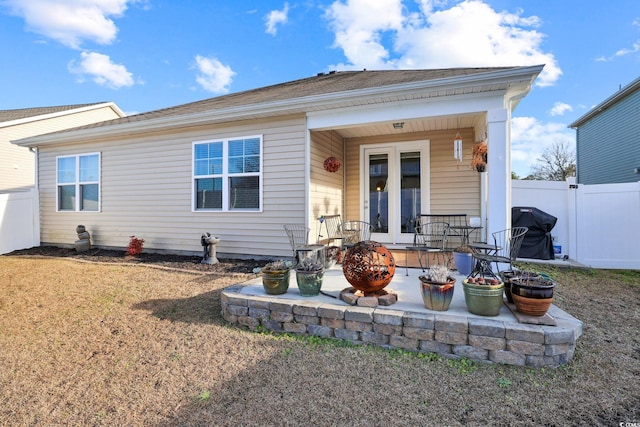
344, 128, 480, 222
1, 106, 121, 191
309, 130, 344, 242
38, 115, 307, 258
0, 133, 34, 191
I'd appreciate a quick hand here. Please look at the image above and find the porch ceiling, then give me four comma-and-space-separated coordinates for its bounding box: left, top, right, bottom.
334, 112, 485, 139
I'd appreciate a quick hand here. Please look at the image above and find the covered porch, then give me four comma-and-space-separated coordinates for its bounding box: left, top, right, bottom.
304, 68, 541, 252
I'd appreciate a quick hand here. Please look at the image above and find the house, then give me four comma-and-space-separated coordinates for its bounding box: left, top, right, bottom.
12, 66, 543, 259
569, 76, 640, 184
1, 103, 125, 191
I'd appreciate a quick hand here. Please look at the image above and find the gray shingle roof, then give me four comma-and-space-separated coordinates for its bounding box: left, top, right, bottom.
79, 67, 514, 128
0, 103, 107, 123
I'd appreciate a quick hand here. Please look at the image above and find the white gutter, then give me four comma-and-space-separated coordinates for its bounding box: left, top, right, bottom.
14, 65, 544, 148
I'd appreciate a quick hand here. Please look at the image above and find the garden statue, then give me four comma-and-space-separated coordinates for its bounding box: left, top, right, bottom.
201, 232, 220, 264
75, 225, 91, 252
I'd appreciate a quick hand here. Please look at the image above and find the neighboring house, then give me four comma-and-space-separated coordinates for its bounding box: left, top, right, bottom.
1, 103, 125, 191
13, 66, 543, 258
569, 76, 640, 185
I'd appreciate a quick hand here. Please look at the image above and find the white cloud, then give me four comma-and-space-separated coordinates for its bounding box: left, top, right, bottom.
3, 0, 132, 49
326, 0, 405, 69
510, 116, 575, 176
68, 51, 135, 89
193, 56, 236, 93
550, 102, 573, 116
324, 0, 562, 86
265, 3, 290, 35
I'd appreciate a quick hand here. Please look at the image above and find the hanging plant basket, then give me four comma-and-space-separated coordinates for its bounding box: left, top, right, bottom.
323, 156, 341, 173
471, 141, 488, 172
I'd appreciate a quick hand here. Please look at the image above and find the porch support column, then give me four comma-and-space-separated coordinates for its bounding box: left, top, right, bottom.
486, 108, 511, 236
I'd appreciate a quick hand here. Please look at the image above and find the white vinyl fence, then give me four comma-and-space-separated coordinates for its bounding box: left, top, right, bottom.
512, 178, 640, 270
2, 183, 639, 269
0, 188, 40, 255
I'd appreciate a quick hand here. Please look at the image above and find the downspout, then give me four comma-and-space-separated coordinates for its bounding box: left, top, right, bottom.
29, 147, 38, 189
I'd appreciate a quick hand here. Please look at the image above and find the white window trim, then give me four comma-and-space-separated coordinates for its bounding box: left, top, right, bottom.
56, 152, 101, 212
192, 135, 263, 212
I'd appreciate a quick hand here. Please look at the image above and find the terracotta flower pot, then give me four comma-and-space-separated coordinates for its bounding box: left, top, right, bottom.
510, 276, 555, 316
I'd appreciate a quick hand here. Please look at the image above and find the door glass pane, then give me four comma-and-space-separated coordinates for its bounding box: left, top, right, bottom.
401, 152, 421, 234
369, 154, 388, 233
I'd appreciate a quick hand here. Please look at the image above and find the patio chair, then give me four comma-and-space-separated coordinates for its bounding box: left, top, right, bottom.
471, 227, 529, 279
404, 220, 450, 276
283, 224, 323, 262
319, 214, 342, 245
338, 220, 374, 248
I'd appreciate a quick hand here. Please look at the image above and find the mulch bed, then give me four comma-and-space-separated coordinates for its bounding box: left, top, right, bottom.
6, 245, 264, 274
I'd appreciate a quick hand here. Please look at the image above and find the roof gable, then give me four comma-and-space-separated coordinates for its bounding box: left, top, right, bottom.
0, 103, 108, 123
569, 76, 640, 128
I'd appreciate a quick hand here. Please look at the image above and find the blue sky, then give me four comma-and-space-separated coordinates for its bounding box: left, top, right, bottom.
1, 0, 639, 177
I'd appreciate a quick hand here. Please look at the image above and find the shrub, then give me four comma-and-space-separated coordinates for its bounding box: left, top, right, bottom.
126, 236, 145, 256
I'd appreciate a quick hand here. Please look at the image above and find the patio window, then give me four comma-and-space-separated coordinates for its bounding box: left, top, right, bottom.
56, 153, 100, 212
193, 136, 262, 211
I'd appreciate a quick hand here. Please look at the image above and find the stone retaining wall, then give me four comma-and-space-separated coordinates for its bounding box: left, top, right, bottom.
221, 284, 582, 368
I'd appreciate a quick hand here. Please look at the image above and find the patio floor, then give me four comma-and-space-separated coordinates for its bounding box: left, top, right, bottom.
221, 266, 583, 368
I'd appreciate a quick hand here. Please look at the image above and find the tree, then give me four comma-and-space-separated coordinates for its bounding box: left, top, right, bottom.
530, 140, 576, 181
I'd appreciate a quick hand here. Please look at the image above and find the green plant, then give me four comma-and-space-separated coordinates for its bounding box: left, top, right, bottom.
296, 257, 323, 271
197, 390, 211, 402
260, 259, 293, 272
420, 264, 451, 283
454, 245, 474, 253
498, 377, 512, 388
126, 236, 144, 255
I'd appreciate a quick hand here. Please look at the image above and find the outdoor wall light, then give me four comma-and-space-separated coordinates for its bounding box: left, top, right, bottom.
393, 122, 404, 129
635, 167, 640, 174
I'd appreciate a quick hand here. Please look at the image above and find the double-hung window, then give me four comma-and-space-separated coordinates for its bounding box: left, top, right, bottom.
193, 136, 262, 211
57, 153, 100, 212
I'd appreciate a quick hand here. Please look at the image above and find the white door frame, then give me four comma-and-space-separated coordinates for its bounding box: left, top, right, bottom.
360, 140, 430, 244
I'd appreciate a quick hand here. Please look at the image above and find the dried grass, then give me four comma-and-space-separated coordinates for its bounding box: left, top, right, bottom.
0, 252, 638, 426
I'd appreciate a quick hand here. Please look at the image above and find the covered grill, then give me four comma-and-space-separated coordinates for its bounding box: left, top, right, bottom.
512, 207, 557, 260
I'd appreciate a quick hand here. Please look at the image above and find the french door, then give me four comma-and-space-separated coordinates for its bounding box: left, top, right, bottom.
362, 141, 429, 244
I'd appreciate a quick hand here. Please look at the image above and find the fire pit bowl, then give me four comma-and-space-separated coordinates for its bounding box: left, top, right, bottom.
342, 241, 396, 293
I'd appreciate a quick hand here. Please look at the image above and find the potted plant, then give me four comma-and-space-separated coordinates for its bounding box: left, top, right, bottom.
510, 273, 556, 316
324, 245, 341, 269
471, 141, 487, 172
452, 245, 474, 276
418, 264, 456, 311
499, 269, 541, 304
295, 257, 325, 296
462, 274, 504, 316
259, 260, 293, 295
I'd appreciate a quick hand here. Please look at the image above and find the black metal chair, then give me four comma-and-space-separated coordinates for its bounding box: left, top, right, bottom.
404, 220, 450, 275
471, 227, 529, 279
